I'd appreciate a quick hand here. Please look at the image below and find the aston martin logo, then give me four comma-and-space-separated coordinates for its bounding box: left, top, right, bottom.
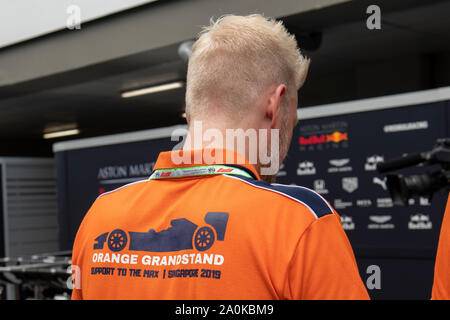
369, 215, 392, 224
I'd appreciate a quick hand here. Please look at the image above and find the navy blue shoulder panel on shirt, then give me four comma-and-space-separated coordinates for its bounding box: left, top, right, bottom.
224, 175, 334, 219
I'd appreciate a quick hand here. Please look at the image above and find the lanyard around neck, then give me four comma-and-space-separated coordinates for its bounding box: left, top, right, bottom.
149, 165, 253, 180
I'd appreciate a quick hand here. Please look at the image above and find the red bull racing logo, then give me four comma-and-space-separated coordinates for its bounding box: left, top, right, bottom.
326, 131, 348, 143
299, 131, 348, 146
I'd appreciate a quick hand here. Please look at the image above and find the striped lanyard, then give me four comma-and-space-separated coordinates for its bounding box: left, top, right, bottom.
149, 165, 253, 180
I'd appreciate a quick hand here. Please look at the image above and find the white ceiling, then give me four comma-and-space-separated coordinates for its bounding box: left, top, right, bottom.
0, 0, 158, 48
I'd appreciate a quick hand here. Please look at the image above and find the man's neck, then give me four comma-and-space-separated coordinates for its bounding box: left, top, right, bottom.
182, 121, 278, 183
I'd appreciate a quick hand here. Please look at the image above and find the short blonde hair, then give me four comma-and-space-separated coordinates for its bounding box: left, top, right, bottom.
185, 14, 310, 121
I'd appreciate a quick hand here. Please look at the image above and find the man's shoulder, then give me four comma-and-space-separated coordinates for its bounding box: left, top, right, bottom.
222, 175, 335, 219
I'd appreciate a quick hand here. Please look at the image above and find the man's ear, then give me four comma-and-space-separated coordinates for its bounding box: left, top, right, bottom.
266, 84, 286, 129
185, 107, 190, 125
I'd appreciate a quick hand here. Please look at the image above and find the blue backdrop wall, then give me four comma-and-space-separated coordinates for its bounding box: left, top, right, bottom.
55, 99, 450, 299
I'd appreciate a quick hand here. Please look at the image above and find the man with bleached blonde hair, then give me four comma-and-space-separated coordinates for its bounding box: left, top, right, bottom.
182, 14, 310, 182
72, 14, 369, 300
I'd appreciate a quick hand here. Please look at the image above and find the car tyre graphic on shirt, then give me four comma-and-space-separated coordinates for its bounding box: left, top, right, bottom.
93, 212, 229, 253
107, 229, 128, 252
193, 226, 216, 251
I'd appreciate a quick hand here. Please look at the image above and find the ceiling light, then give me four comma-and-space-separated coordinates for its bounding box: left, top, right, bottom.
121, 81, 184, 98
43, 129, 80, 139
181, 112, 186, 118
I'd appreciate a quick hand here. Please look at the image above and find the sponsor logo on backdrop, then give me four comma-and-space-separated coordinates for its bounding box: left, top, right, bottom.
408, 214, 432, 230
376, 198, 393, 208
327, 131, 348, 143
313, 179, 329, 195
276, 163, 287, 177
299, 132, 348, 147
97, 162, 156, 187
330, 159, 350, 167
419, 197, 431, 206
98, 163, 154, 179
334, 199, 353, 210
383, 121, 429, 133
297, 161, 316, 176
368, 215, 395, 229
357, 199, 373, 207
342, 177, 359, 193
341, 215, 355, 230
373, 177, 388, 191
299, 132, 348, 145
328, 158, 352, 173
365, 155, 384, 171
299, 134, 326, 145
299, 122, 349, 151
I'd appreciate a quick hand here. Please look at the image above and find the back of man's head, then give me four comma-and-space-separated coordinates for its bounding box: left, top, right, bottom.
185, 14, 310, 123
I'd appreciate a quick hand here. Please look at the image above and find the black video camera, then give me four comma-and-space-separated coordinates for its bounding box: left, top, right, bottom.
377, 138, 450, 206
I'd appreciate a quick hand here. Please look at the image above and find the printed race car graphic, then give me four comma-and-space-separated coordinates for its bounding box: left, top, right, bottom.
93, 212, 229, 253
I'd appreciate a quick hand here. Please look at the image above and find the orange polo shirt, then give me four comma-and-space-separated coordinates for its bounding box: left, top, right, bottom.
71, 148, 369, 300
432, 193, 450, 300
